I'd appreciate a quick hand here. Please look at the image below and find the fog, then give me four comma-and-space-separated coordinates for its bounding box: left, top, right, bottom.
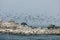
0, 0, 60, 27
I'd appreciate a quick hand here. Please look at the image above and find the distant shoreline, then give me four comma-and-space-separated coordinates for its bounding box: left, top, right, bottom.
0, 32, 60, 36
0, 28, 60, 35
0, 20, 60, 35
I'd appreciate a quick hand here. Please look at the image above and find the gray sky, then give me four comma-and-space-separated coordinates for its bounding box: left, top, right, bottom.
0, 0, 60, 15
0, 0, 60, 26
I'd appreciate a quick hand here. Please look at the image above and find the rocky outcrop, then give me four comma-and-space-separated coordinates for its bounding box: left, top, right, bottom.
0, 21, 60, 35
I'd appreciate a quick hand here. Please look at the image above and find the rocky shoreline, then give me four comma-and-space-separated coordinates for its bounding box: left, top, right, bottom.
0, 20, 60, 35
0, 28, 60, 35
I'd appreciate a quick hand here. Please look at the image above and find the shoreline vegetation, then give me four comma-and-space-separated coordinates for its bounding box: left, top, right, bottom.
0, 20, 60, 35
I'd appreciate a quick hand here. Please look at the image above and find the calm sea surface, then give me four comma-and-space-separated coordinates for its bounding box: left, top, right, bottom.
0, 34, 60, 40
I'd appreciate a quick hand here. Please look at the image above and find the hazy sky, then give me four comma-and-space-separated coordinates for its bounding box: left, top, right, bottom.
0, 0, 60, 15
0, 0, 60, 26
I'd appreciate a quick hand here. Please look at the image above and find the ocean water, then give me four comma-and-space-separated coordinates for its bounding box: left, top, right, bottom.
0, 34, 60, 40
